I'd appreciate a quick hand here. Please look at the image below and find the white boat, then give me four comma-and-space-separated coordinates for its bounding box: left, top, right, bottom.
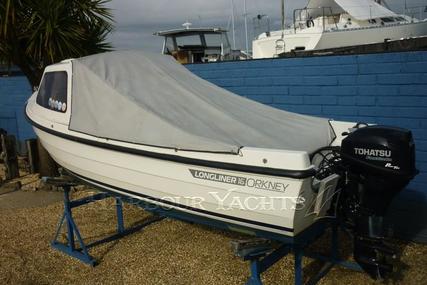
25, 50, 417, 278
253, 0, 427, 58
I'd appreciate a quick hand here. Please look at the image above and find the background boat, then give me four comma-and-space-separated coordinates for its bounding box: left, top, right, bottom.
253, 0, 427, 58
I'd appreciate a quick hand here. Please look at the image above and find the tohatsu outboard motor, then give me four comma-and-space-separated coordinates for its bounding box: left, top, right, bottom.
340, 125, 417, 279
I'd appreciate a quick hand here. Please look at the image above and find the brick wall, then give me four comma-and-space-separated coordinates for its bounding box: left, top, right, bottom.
0, 76, 33, 141
187, 51, 427, 243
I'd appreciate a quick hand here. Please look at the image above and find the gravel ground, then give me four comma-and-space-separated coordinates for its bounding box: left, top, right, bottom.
0, 167, 426, 284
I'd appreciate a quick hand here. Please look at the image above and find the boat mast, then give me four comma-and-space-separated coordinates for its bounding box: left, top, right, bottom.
281, 0, 285, 30
231, 0, 236, 49
243, 0, 249, 55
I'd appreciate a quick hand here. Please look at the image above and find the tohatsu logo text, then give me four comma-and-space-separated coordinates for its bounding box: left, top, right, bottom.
354, 148, 391, 157
354, 148, 392, 161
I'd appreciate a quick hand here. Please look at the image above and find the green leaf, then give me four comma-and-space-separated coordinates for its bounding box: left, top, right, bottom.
0, 0, 114, 87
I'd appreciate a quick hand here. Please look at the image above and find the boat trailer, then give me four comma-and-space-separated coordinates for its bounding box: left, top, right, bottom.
45, 174, 362, 285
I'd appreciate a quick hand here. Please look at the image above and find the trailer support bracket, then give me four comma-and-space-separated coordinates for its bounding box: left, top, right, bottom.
48, 177, 163, 266
240, 222, 362, 285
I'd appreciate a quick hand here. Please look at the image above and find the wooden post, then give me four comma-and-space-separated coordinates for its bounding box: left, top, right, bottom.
0, 134, 20, 180
36, 138, 58, 177
26, 139, 39, 174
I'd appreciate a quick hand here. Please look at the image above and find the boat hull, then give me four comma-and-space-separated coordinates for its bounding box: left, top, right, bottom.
316, 21, 427, 50
253, 21, 427, 58
33, 126, 320, 237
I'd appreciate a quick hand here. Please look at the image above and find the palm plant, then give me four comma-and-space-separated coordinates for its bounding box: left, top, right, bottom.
0, 0, 113, 87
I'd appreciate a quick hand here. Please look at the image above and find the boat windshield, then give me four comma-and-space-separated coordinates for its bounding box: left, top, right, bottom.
205, 33, 223, 47
176, 35, 202, 47
36, 71, 68, 113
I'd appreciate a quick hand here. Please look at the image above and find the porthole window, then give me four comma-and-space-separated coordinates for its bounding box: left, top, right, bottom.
36, 71, 68, 113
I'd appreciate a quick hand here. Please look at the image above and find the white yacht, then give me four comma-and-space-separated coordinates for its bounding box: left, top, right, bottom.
253, 0, 427, 58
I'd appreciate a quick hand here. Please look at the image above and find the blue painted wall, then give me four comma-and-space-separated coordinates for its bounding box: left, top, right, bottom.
0, 51, 426, 242
187, 51, 427, 243
0, 76, 33, 141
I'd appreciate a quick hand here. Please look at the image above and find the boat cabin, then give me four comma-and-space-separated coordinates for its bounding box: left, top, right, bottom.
154, 25, 237, 64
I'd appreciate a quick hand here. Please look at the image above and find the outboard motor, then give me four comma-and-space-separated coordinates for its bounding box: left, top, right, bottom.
340, 126, 417, 279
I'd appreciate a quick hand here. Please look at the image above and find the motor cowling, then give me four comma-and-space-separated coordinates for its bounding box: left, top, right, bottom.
341, 126, 416, 180
340, 126, 417, 279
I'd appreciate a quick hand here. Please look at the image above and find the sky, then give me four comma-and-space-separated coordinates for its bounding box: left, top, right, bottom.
108, 0, 427, 52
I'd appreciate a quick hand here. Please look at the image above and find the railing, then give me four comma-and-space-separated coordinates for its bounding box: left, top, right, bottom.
293, 7, 337, 33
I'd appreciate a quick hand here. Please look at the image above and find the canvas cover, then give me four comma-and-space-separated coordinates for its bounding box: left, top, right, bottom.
307, 0, 396, 20
335, 0, 396, 20
69, 50, 335, 154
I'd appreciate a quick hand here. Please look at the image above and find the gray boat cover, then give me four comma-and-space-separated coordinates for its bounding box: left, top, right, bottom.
69, 50, 335, 154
